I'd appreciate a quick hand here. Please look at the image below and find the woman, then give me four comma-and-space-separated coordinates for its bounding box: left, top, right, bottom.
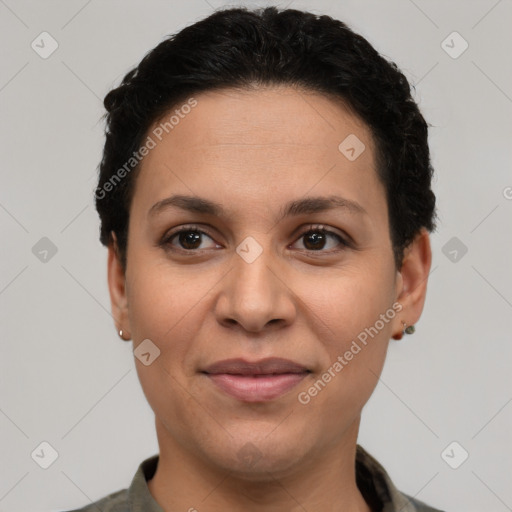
69, 6, 442, 512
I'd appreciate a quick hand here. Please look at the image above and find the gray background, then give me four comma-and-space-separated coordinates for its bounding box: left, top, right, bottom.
1, 1, 511, 511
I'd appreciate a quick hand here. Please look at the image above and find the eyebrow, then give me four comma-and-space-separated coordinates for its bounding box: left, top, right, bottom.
148, 194, 367, 221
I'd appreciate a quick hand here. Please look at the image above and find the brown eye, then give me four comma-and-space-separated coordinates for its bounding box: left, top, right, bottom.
162, 226, 219, 252
177, 230, 202, 250
292, 226, 349, 252
303, 231, 328, 250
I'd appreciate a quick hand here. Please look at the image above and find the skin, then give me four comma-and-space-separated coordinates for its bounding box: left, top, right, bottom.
107, 86, 432, 512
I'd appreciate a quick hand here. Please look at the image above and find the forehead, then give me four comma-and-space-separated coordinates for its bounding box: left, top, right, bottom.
131, 86, 383, 221
154, 86, 373, 151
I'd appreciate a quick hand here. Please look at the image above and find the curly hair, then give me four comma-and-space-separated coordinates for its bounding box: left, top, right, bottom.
95, 6, 436, 271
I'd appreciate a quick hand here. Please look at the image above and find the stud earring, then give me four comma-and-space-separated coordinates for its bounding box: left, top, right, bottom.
118, 329, 130, 341
392, 321, 415, 340
404, 323, 415, 335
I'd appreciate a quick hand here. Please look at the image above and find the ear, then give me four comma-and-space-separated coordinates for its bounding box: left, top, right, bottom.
107, 231, 131, 340
391, 228, 432, 339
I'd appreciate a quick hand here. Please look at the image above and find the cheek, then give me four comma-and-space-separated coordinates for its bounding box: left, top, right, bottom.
298, 263, 396, 349
294, 264, 394, 408
127, 264, 206, 430
127, 259, 203, 342
135, 358, 206, 443
126, 264, 205, 413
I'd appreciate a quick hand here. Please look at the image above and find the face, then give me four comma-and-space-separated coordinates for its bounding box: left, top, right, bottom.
108, 86, 431, 478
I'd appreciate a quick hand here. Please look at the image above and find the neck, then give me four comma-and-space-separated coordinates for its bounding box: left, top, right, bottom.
147, 417, 373, 512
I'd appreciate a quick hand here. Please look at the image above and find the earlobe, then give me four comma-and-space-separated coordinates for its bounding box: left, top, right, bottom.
391, 228, 432, 339
107, 231, 131, 340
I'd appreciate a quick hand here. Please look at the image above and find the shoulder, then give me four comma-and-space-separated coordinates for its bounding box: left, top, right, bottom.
400, 491, 447, 512
355, 444, 446, 512
57, 453, 161, 512
57, 488, 129, 512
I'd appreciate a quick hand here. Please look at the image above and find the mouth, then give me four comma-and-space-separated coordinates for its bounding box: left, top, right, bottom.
201, 357, 311, 402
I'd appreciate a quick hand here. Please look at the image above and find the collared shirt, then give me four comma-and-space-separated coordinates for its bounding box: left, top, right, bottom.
62, 444, 445, 512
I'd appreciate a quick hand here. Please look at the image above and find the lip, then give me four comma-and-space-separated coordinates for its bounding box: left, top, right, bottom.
201, 357, 311, 402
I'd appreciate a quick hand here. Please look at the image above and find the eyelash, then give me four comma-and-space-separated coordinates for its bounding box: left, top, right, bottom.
160, 224, 350, 255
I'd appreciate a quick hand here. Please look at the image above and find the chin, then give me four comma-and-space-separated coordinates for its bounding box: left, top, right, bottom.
200, 427, 311, 480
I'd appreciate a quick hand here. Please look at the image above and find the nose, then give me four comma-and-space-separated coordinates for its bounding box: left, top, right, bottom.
214, 243, 297, 333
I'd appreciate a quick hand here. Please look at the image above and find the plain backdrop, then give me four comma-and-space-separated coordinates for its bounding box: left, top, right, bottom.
1, 1, 511, 511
